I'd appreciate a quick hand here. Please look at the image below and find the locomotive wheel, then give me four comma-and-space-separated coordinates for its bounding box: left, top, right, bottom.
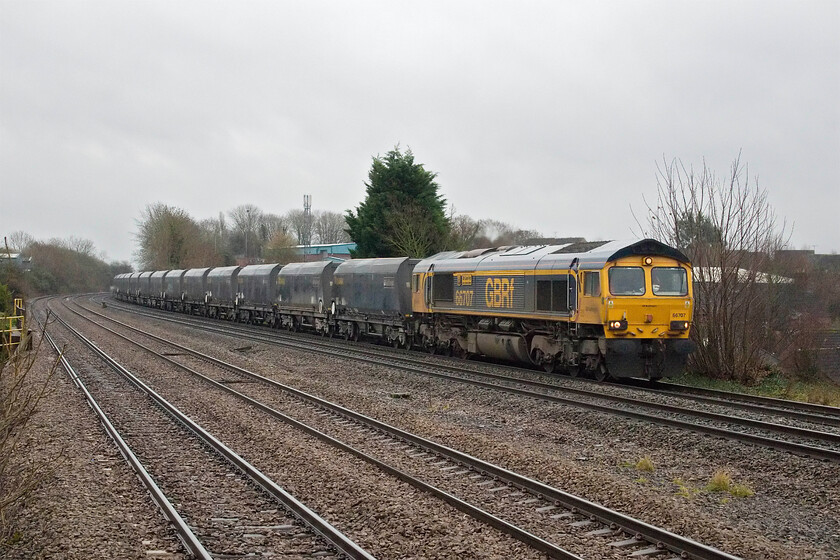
594, 364, 609, 382
530, 348, 543, 366
392, 337, 401, 348
453, 344, 470, 360
540, 352, 557, 373
568, 367, 579, 378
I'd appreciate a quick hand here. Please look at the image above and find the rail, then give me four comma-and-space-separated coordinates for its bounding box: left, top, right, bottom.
69, 296, 741, 560
48, 307, 377, 560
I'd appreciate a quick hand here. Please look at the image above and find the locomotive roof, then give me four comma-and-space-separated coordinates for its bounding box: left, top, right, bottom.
414, 238, 689, 273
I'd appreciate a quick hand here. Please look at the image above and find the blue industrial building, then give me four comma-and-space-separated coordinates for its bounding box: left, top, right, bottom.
294, 242, 356, 261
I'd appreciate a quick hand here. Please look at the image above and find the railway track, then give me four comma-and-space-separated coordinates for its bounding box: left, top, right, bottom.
99, 296, 839, 424
62, 295, 745, 560
96, 296, 840, 462
38, 301, 375, 560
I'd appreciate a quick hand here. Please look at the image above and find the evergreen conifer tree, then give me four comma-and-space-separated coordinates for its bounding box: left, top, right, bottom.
346, 147, 449, 257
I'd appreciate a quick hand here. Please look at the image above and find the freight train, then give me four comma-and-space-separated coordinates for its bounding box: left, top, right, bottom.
112, 239, 694, 381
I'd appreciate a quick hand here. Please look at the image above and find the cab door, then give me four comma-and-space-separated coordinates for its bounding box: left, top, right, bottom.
411, 268, 433, 314
577, 270, 603, 324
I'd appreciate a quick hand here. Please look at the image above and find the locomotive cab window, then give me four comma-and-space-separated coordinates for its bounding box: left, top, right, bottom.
412, 274, 419, 292
609, 267, 645, 295
651, 267, 688, 296
583, 271, 601, 296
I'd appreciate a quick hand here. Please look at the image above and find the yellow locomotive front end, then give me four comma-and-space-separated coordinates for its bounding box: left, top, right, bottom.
599, 254, 694, 379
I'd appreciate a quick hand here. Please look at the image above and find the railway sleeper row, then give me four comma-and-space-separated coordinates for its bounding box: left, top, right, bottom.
68, 297, 740, 560
94, 297, 840, 462
42, 303, 375, 560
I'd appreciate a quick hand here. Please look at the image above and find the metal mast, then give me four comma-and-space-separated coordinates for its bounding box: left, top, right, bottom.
303, 194, 312, 261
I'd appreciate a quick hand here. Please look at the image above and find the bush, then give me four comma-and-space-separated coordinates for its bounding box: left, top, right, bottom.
0, 321, 63, 544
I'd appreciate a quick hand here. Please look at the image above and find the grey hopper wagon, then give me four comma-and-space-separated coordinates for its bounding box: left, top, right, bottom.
163, 270, 187, 301
113, 273, 129, 295
238, 263, 283, 308
277, 261, 338, 313
150, 270, 168, 298
128, 272, 143, 297
183, 268, 212, 303
137, 271, 154, 299
333, 257, 417, 317
206, 266, 242, 306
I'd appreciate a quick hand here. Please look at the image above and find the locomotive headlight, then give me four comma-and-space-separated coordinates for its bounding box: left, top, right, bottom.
644, 257, 653, 266
608, 319, 628, 331
670, 320, 690, 331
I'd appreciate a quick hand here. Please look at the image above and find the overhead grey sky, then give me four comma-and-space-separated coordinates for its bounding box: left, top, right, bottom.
2, 1, 838, 264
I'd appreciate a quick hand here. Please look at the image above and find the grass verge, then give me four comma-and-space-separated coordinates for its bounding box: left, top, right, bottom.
668, 370, 840, 407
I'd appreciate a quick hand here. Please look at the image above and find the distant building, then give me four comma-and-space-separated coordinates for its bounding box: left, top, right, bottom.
775, 249, 840, 273
294, 242, 356, 261
0, 252, 33, 272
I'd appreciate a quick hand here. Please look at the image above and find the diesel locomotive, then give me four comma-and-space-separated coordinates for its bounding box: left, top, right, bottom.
112, 238, 694, 381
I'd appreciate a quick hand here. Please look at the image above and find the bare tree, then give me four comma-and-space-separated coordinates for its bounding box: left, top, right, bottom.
639, 154, 790, 383
445, 208, 482, 251
228, 204, 263, 259
257, 213, 289, 253
312, 211, 349, 244
286, 209, 313, 246
66, 236, 96, 257
136, 203, 215, 270
198, 215, 227, 259
263, 230, 301, 263
5, 231, 33, 253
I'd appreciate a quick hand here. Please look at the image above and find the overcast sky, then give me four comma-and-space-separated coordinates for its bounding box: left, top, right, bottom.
1, 1, 838, 264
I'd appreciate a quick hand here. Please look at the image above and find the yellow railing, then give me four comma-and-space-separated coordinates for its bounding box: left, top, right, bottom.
1, 298, 25, 352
